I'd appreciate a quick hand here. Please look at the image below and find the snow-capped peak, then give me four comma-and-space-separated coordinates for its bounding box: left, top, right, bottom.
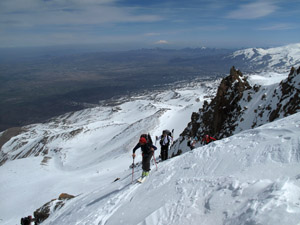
231, 43, 300, 72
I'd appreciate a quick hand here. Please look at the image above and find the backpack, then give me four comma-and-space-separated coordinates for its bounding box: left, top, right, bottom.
187, 140, 191, 147
21, 217, 30, 225
140, 133, 153, 145
159, 134, 172, 146
162, 129, 172, 136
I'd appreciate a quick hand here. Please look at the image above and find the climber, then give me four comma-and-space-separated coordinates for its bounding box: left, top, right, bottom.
132, 135, 157, 178
20, 215, 35, 225
156, 130, 173, 161
201, 134, 216, 145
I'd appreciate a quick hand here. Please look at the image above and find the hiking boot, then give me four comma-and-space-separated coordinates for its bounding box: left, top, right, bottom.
141, 171, 149, 178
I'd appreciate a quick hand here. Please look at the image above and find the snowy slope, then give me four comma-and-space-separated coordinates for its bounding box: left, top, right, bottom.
230, 43, 300, 72
36, 112, 300, 225
0, 79, 218, 225
234, 67, 300, 133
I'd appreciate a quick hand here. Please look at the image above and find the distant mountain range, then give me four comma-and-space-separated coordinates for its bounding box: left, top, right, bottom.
229, 43, 300, 73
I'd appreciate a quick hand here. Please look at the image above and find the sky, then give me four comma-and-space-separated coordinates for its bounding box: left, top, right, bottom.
0, 0, 299, 49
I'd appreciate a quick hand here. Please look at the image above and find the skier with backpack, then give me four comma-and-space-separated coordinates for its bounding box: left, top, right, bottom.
156, 129, 173, 161
132, 134, 157, 180
201, 134, 216, 145
20, 215, 35, 225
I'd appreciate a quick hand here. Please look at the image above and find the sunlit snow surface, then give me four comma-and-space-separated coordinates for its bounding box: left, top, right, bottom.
247, 72, 288, 86
1, 73, 300, 225
232, 43, 300, 72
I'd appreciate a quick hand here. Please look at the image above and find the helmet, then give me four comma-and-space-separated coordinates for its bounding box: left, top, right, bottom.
139, 137, 147, 144
205, 135, 209, 138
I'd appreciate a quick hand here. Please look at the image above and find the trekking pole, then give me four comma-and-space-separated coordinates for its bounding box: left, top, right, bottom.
152, 152, 158, 171
131, 158, 135, 184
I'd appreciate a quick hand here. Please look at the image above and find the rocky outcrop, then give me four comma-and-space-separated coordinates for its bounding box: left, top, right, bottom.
172, 66, 300, 156
201, 66, 251, 138
34, 193, 75, 224
181, 66, 251, 140
269, 66, 300, 121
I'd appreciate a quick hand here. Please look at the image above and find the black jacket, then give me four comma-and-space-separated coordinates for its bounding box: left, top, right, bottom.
133, 143, 157, 155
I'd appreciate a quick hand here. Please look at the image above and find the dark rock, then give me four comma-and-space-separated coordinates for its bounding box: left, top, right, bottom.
183, 66, 252, 140
34, 193, 75, 224
58, 193, 75, 200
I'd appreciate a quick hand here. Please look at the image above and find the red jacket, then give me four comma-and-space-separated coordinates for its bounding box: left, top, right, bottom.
202, 136, 216, 144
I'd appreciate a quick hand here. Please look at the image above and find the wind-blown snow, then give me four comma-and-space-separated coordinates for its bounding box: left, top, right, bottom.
1, 73, 300, 225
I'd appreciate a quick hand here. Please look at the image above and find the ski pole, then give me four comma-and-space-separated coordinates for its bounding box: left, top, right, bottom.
152, 152, 158, 171
132, 158, 135, 184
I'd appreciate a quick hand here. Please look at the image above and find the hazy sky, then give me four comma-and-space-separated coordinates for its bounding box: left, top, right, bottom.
0, 0, 299, 49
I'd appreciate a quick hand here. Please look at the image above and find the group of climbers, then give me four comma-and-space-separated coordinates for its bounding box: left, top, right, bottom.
132, 130, 173, 179
188, 134, 216, 150
19, 131, 216, 223
132, 129, 216, 179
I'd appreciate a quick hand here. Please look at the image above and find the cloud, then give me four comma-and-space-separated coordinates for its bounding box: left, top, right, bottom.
155, 40, 169, 44
226, 1, 277, 19
257, 23, 297, 31
144, 32, 160, 36
0, 0, 163, 47
0, 0, 162, 27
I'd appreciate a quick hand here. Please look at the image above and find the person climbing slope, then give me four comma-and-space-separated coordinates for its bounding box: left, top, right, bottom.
21, 215, 35, 225
187, 136, 198, 150
201, 134, 216, 145
156, 129, 173, 161
132, 135, 157, 178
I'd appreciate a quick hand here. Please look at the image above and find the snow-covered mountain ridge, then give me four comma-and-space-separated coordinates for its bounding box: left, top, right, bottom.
230, 43, 300, 73
32, 112, 300, 225
0, 79, 218, 167
173, 66, 300, 155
